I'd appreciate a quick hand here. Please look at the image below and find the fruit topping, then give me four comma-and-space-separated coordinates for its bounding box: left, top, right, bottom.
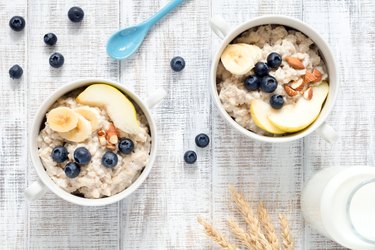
9, 16, 25, 31
68, 7, 84, 22
74, 106, 100, 131
47, 107, 79, 132
267, 52, 282, 69
118, 138, 134, 154
285, 56, 305, 69
64, 162, 81, 178
170, 56, 186, 72
102, 151, 118, 168
51, 146, 68, 163
44, 33, 57, 46
73, 147, 91, 165
184, 150, 197, 164
58, 114, 92, 142
250, 100, 286, 134
254, 62, 269, 77
76, 84, 140, 134
244, 75, 260, 91
221, 43, 262, 75
270, 95, 284, 109
195, 133, 210, 148
9, 64, 23, 79
284, 85, 299, 97
49, 52, 65, 68
260, 75, 278, 93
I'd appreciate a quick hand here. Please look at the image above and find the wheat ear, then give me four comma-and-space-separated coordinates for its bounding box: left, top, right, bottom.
278, 214, 294, 250
229, 186, 271, 250
197, 217, 237, 250
257, 202, 281, 250
227, 219, 253, 250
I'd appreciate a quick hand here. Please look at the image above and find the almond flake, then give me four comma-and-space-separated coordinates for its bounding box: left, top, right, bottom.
290, 78, 305, 91
303, 87, 313, 100
304, 71, 317, 84
284, 85, 299, 97
285, 56, 305, 69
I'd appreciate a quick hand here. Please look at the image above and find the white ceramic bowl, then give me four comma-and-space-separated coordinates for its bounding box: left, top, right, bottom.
25, 78, 166, 206
209, 15, 339, 143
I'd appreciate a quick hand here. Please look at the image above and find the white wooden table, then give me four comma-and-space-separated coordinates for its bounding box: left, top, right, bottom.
1, 0, 374, 249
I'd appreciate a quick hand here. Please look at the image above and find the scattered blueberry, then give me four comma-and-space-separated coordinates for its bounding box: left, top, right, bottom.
73, 147, 91, 165
9, 65, 23, 79
254, 62, 269, 77
44, 33, 57, 46
260, 75, 278, 93
64, 162, 81, 178
51, 146, 68, 163
9, 16, 25, 31
267, 52, 282, 69
49, 52, 64, 68
118, 138, 134, 154
244, 75, 260, 91
270, 95, 285, 109
68, 6, 84, 22
102, 151, 118, 168
170, 56, 185, 72
195, 133, 210, 148
184, 150, 197, 164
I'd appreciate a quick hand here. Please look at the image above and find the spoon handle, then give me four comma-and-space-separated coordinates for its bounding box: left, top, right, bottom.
144, 0, 184, 27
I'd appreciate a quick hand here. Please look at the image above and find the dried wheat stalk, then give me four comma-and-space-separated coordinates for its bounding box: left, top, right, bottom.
257, 202, 281, 250
227, 219, 253, 250
197, 217, 237, 250
229, 186, 271, 250
279, 214, 295, 250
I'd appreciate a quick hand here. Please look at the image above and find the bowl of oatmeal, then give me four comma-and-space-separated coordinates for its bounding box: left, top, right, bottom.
25, 78, 166, 206
209, 15, 338, 143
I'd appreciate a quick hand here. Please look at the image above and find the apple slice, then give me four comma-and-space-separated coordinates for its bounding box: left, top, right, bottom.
268, 82, 329, 133
250, 99, 286, 134
76, 84, 140, 134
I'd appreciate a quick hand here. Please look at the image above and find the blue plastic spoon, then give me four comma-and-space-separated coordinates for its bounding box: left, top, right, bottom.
106, 0, 184, 60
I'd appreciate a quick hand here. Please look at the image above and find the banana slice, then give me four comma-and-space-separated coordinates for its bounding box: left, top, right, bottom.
221, 43, 262, 75
46, 107, 79, 132
74, 106, 100, 131
58, 114, 92, 142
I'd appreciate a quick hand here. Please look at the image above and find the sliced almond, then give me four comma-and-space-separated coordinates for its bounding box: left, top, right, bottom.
312, 68, 322, 82
284, 85, 299, 97
304, 71, 318, 84
99, 136, 107, 146
97, 129, 106, 137
303, 87, 313, 100
290, 78, 305, 91
285, 56, 305, 69
106, 143, 116, 151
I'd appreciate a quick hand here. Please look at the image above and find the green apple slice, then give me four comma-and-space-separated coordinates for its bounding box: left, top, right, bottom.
76, 84, 140, 134
250, 99, 286, 134
268, 82, 329, 133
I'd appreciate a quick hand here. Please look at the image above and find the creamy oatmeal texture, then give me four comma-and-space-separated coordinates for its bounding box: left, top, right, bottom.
38, 94, 151, 198
217, 25, 328, 135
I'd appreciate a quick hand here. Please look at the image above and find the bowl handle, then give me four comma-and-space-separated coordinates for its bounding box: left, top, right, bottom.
209, 16, 232, 39
316, 122, 339, 143
24, 180, 48, 201
146, 88, 167, 109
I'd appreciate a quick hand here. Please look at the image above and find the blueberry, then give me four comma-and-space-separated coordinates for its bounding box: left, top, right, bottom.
49, 52, 64, 68
51, 146, 68, 163
267, 52, 282, 69
102, 151, 118, 168
244, 75, 260, 91
260, 75, 278, 93
44, 33, 57, 46
184, 150, 197, 164
195, 133, 210, 148
64, 162, 81, 178
73, 147, 91, 165
68, 7, 84, 22
254, 62, 269, 77
170, 56, 185, 72
270, 95, 284, 109
118, 138, 134, 154
9, 65, 23, 79
9, 16, 25, 31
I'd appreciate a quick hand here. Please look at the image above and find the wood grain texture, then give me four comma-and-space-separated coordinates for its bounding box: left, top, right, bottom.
0, 0, 373, 249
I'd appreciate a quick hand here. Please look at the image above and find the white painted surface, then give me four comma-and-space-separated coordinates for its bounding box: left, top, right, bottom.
0, 0, 373, 249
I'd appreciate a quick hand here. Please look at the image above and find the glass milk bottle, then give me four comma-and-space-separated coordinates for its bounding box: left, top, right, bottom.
301, 166, 375, 249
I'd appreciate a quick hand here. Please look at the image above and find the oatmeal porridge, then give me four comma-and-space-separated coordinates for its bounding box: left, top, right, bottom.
37, 84, 151, 198
217, 25, 329, 136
